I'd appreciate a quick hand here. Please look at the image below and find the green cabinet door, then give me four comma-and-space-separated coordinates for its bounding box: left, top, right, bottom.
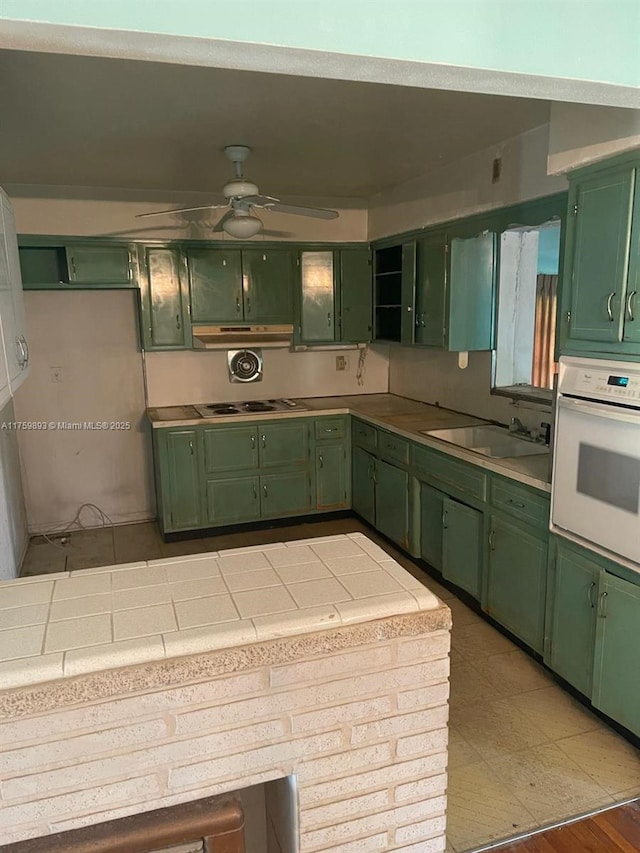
622, 176, 640, 344
159, 429, 201, 531
352, 445, 375, 525
259, 421, 309, 469
140, 247, 190, 349
593, 571, 640, 737
546, 542, 599, 697
261, 471, 311, 517
486, 514, 548, 653
203, 425, 258, 473
316, 443, 348, 510
188, 248, 243, 323
66, 244, 131, 284
300, 250, 335, 342
566, 169, 633, 343
401, 241, 417, 344
442, 497, 483, 600
448, 232, 496, 351
375, 458, 409, 549
420, 482, 445, 572
340, 247, 372, 342
243, 249, 294, 323
205, 476, 260, 526
415, 233, 447, 347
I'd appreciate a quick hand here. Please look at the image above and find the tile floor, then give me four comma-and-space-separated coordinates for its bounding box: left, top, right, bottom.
19, 517, 640, 853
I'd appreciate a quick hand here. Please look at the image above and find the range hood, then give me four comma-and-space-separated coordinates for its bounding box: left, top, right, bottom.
191, 324, 293, 350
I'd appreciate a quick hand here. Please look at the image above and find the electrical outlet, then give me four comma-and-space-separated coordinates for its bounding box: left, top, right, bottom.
51, 367, 63, 383
335, 355, 347, 371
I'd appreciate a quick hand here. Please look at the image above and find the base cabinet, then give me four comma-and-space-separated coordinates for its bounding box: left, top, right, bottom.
156, 428, 201, 532
442, 497, 483, 600
205, 476, 260, 526
352, 445, 376, 526
419, 483, 445, 572
316, 443, 349, 510
375, 458, 409, 550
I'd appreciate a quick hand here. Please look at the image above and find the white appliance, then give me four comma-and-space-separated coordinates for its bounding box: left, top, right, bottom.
551, 355, 640, 572
193, 399, 308, 418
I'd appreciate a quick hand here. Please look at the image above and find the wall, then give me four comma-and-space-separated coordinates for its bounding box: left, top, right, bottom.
13, 291, 153, 533
548, 103, 640, 174
0, 398, 29, 579
368, 124, 567, 241
145, 346, 388, 408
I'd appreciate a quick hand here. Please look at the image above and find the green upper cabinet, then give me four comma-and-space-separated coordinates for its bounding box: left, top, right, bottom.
447, 231, 496, 351
373, 242, 415, 345
243, 249, 294, 324
415, 232, 447, 348
592, 570, 640, 738
298, 245, 372, 345
339, 247, 372, 343
189, 247, 294, 325
561, 155, 640, 355
138, 245, 190, 350
187, 248, 242, 323
19, 239, 135, 289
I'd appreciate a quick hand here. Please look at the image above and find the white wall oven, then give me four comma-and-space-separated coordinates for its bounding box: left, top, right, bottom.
551, 355, 640, 573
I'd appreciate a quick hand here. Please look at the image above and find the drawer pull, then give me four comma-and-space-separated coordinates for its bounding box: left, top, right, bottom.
507, 499, 526, 508
261, 434, 266, 448
263, 484, 268, 498
251, 435, 256, 449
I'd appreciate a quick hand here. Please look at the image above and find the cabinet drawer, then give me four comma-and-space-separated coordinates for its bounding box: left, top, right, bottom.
352, 419, 377, 451
490, 477, 549, 528
315, 417, 347, 441
377, 431, 410, 466
413, 444, 487, 501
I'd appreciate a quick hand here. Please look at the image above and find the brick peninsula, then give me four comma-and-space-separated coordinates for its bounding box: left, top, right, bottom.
0, 533, 451, 852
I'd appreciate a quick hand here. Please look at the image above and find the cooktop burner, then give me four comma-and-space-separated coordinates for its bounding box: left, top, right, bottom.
194, 399, 308, 419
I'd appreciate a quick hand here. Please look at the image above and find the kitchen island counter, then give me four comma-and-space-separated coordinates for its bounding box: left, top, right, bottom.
0, 536, 450, 851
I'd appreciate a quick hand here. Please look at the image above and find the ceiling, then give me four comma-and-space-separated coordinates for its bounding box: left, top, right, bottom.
0, 49, 551, 199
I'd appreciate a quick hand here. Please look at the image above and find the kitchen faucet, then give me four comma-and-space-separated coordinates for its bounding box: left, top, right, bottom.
509, 416, 528, 435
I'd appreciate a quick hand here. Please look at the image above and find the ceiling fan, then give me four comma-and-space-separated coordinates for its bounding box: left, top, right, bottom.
136, 145, 339, 238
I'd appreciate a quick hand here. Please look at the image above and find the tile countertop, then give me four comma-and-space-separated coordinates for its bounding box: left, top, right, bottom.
0, 534, 443, 693
147, 393, 552, 492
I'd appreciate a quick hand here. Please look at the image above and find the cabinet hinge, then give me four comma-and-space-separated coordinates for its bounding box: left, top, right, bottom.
572, 204, 578, 216
444, 243, 449, 254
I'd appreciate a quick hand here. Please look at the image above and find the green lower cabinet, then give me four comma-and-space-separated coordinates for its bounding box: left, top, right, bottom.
260, 421, 309, 469
442, 497, 482, 600
352, 446, 376, 525
316, 443, 349, 510
485, 514, 548, 653
158, 429, 201, 531
203, 425, 258, 473
546, 541, 599, 697
205, 476, 260, 526
375, 458, 409, 550
261, 471, 311, 518
592, 571, 640, 737
420, 482, 445, 572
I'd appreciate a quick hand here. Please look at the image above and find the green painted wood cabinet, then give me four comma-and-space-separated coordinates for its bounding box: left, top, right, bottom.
262, 470, 312, 517
352, 444, 376, 526
315, 443, 349, 510
340, 247, 373, 343
188, 247, 294, 325
205, 476, 259, 527
375, 458, 409, 549
442, 496, 483, 599
415, 232, 447, 348
203, 425, 258, 473
561, 155, 640, 355
419, 482, 445, 572
66, 244, 132, 284
19, 239, 135, 289
546, 539, 600, 697
139, 246, 191, 350
447, 231, 496, 352
156, 428, 201, 532
592, 571, 640, 738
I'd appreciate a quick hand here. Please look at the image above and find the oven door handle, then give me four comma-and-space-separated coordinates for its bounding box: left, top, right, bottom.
558, 396, 640, 426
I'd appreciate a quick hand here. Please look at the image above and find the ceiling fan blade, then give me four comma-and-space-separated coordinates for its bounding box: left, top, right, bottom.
136, 203, 228, 219
266, 203, 339, 220
240, 194, 281, 207
211, 209, 236, 233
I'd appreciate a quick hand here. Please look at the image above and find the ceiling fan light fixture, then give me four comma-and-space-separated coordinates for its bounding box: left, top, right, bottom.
223, 212, 262, 239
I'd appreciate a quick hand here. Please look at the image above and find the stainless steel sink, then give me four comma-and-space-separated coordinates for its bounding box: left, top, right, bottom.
419, 425, 549, 458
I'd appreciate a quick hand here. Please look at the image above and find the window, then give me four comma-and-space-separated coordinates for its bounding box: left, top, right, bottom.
493, 220, 561, 399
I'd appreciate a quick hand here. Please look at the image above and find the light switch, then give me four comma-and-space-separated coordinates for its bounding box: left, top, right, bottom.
51, 367, 63, 383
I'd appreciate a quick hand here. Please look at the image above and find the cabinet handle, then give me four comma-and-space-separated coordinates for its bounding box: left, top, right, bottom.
587, 581, 597, 609
598, 590, 608, 618
324, 427, 334, 433
176, 313, 181, 330
263, 484, 268, 499
21, 336, 29, 367
15, 337, 25, 367
70, 255, 76, 276
507, 499, 526, 508
627, 290, 637, 321
246, 296, 251, 314
251, 435, 256, 449
319, 453, 324, 468
327, 312, 332, 326
236, 296, 241, 313
372, 463, 377, 484
261, 434, 266, 448
606, 292, 615, 322
188, 440, 194, 455
253, 484, 257, 499
489, 529, 495, 550
442, 509, 448, 530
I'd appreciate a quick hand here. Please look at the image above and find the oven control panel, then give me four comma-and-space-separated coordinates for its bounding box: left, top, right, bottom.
559, 357, 640, 404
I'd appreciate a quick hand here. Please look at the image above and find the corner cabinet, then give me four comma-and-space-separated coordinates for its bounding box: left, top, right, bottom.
561, 155, 640, 356
546, 535, 640, 738
0, 188, 30, 405
153, 415, 350, 535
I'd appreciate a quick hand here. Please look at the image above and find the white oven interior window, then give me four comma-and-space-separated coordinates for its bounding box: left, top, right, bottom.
577, 443, 640, 514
